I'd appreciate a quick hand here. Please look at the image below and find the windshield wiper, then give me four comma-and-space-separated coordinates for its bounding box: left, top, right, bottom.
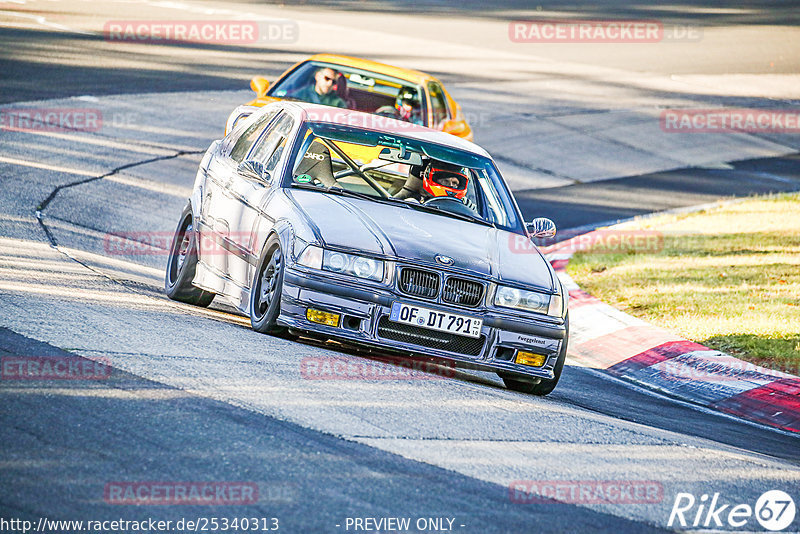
291, 184, 493, 226
407, 202, 496, 227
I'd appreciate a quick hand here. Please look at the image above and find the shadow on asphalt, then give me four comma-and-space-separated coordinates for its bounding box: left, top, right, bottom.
0, 327, 668, 533
516, 153, 800, 231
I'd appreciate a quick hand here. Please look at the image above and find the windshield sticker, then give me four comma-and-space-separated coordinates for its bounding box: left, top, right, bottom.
295, 173, 313, 183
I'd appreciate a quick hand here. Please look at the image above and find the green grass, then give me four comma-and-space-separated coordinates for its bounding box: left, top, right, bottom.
566, 193, 800, 374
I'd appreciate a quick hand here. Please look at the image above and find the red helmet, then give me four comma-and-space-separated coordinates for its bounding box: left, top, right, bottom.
422, 163, 469, 200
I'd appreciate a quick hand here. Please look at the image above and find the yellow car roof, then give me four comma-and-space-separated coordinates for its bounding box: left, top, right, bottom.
307, 54, 434, 85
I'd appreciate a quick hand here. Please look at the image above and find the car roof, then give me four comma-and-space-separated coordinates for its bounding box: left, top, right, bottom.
307, 54, 434, 85
283, 102, 491, 159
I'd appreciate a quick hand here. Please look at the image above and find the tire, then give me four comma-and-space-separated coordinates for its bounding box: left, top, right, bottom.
250, 234, 288, 335
500, 313, 569, 396
165, 205, 215, 307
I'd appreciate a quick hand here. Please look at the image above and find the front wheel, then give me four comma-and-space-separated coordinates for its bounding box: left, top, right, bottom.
165, 206, 215, 307
250, 235, 287, 335
500, 313, 569, 396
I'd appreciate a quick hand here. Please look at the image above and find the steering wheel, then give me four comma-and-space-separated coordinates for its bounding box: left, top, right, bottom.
374, 105, 398, 118
423, 196, 478, 218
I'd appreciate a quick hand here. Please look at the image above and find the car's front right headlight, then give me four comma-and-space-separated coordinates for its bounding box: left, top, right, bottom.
494, 285, 563, 317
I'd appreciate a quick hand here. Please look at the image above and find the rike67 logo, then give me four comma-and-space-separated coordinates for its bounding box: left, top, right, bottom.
668, 490, 796, 531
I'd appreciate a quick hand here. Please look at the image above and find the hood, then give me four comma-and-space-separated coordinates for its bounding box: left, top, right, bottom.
288, 189, 555, 292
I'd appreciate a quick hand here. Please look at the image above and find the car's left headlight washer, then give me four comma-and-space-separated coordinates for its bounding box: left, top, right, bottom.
494, 285, 564, 317
296, 244, 384, 282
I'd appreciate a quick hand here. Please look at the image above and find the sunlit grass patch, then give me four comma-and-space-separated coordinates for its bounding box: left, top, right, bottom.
566, 193, 800, 373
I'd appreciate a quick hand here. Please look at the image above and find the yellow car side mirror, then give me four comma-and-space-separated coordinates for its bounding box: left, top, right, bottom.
442, 119, 468, 137
250, 76, 270, 97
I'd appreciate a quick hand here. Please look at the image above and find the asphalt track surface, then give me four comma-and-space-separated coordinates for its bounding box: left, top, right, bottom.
1, 1, 800, 533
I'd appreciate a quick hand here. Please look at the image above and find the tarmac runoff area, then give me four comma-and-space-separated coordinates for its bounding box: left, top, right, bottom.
2, 0, 800, 190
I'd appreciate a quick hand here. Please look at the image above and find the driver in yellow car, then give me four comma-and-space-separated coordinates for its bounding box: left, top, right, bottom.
395, 87, 424, 125
291, 67, 346, 108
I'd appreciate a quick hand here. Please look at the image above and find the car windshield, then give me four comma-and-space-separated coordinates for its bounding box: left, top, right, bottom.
268, 61, 427, 126
286, 123, 524, 233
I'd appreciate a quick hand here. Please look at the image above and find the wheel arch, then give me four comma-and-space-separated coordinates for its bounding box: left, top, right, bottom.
254, 218, 295, 263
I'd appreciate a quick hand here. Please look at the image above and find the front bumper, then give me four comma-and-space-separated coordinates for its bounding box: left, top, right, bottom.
281, 268, 566, 380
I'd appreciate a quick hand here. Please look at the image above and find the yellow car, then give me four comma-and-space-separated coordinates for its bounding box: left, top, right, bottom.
235, 54, 472, 141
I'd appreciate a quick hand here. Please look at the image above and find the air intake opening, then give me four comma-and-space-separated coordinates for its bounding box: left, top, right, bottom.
342, 315, 362, 331
494, 347, 515, 362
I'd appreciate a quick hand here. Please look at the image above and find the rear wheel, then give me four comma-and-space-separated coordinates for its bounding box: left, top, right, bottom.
165, 206, 215, 307
500, 313, 569, 396
250, 235, 288, 335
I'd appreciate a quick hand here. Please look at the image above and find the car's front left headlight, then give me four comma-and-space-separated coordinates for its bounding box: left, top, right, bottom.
495, 285, 563, 317
296, 243, 323, 269
323, 250, 384, 281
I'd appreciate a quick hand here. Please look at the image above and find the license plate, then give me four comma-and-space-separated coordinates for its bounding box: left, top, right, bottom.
389, 301, 483, 338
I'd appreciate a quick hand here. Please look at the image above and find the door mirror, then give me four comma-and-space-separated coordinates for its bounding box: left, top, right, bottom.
442, 119, 468, 137
250, 76, 270, 97
526, 217, 556, 239
378, 147, 423, 166
237, 160, 270, 183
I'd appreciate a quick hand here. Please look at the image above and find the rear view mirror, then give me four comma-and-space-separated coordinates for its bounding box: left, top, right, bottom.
378, 147, 423, 166
250, 76, 270, 97
527, 218, 556, 239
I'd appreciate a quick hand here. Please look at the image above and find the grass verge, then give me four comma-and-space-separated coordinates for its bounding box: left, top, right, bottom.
566, 192, 800, 374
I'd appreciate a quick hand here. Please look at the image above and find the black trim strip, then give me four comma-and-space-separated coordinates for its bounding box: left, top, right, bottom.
483, 316, 565, 340
285, 271, 393, 306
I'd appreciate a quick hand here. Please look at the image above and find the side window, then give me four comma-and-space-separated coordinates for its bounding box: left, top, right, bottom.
248, 114, 295, 172
476, 168, 517, 229
229, 109, 279, 163
427, 82, 449, 127
265, 139, 287, 173
462, 168, 482, 214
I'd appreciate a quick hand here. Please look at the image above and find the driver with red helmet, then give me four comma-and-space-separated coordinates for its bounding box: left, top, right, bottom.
421, 161, 469, 200
395, 160, 477, 211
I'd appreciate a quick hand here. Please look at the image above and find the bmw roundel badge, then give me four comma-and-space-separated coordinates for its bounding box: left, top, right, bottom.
435, 255, 455, 266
